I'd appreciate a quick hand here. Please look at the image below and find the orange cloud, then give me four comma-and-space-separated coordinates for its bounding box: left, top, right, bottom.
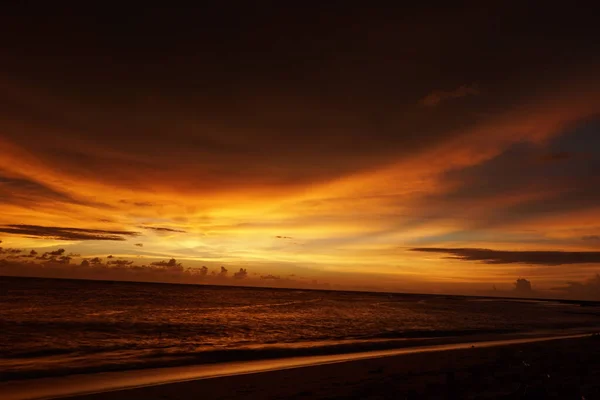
420, 85, 479, 107
1, 9, 600, 297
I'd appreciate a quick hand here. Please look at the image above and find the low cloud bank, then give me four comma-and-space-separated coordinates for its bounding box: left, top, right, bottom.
0, 249, 333, 290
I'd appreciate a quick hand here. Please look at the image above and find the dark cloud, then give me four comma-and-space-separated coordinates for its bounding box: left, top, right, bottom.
1, 6, 600, 295
261, 274, 281, 280
552, 274, 600, 301
0, 224, 140, 241
233, 268, 248, 279
514, 278, 533, 296
582, 235, 600, 241
538, 151, 573, 163
134, 243, 143, 247
0, 257, 199, 284
0, 173, 83, 206
0, 249, 339, 290
19, 249, 38, 258
1, 252, 256, 285
408, 117, 600, 235
2, 5, 599, 194
141, 227, 187, 233
150, 258, 183, 272
0, 248, 22, 255
47, 249, 65, 256
31, 248, 72, 264
150, 258, 179, 267
108, 259, 134, 267
419, 84, 479, 107
411, 247, 600, 266
275, 236, 293, 240
120, 200, 154, 207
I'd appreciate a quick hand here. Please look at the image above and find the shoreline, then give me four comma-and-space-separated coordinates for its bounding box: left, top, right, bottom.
2, 327, 594, 382
1, 332, 594, 400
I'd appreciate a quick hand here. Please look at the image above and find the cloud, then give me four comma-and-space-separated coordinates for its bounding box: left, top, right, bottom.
275, 236, 293, 239
0, 256, 192, 283
261, 274, 281, 280
420, 85, 479, 107
30, 250, 71, 264
411, 247, 600, 265
108, 259, 134, 267
47, 249, 65, 256
141, 227, 187, 233
538, 151, 573, 163
233, 268, 248, 279
0, 251, 265, 287
0, 248, 22, 255
0, 173, 86, 206
514, 278, 533, 295
134, 243, 143, 247
34, 248, 64, 261
582, 235, 600, 241
1, 6, 600, 294
551, 274, 600, 301
0, 224, 140, 241
120, 200, 154, 207
20, 250, 38, 258
404, 118, 600, 244
150, 258, 183, 272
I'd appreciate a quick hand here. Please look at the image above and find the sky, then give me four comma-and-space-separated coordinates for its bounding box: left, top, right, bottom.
1, 4, 600, 299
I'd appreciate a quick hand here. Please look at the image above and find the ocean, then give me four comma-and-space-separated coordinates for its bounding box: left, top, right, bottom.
1, 276, 599, 381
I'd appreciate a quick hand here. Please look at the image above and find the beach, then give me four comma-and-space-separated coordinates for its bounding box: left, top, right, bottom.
68, 335, 600, 399
2, 334, 599, 399
3, 277, 600, 399
5, 277, 600, 384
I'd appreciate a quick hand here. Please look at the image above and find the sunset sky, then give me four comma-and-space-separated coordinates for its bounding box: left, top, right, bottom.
1, 4, 600, 298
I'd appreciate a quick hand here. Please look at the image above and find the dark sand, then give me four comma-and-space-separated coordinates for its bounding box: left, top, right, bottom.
60, 335, 600, 400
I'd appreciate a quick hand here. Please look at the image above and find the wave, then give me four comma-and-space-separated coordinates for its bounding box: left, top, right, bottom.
0, 327, 526, 381
197, 298, 323, 311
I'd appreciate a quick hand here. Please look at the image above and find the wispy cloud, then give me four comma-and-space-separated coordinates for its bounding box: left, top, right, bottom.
141, 226, 187, 233
411, 247, 600, 265
420, 84, 479, 107
0, 224, 140, 241
582, 235, 600, 241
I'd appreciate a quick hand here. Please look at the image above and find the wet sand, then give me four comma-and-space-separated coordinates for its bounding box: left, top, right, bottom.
3, 334, 600, 399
